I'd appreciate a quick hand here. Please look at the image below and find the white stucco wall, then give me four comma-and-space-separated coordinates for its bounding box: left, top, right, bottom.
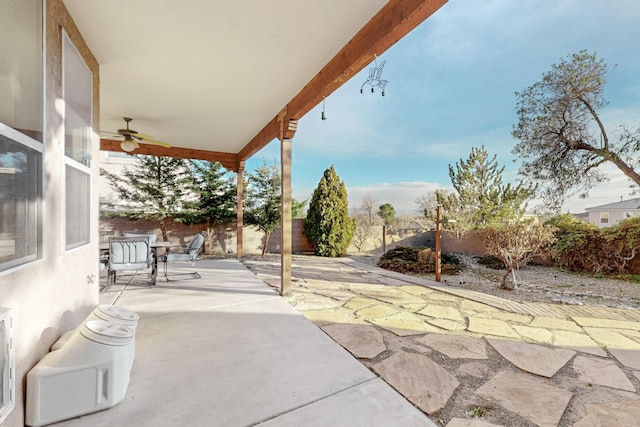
0, 3, 100, 424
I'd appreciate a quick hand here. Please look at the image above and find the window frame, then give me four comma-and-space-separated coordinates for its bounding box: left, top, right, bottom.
62, 30, 93, 251
600, 212, 609, 224
0, 123, 44, 274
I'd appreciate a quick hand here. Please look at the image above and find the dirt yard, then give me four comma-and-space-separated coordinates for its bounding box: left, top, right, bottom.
352, 253, 640, 311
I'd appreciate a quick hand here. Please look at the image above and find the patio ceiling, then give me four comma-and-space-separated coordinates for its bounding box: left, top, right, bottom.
63, 0, 447, 171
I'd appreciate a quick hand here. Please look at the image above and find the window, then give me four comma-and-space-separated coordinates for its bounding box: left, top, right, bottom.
63, 32, 92, 250
0, 0, 43, 142
0, 0, 44, 273
600, 212, 609, 224
0, 126, 42, 271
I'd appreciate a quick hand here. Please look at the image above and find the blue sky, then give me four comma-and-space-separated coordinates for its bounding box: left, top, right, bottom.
247, 0, 640, 215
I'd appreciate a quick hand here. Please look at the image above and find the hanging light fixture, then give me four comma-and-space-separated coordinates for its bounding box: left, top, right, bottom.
120, 135, 137, 152
321, 97, 327, 121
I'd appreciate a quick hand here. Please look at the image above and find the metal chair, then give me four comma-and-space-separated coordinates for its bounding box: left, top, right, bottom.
108, 236, 155, 285
123, 230, 158, 243
162, 233, 205, 281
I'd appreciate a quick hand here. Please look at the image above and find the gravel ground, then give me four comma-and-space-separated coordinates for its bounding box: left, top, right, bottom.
351, 253, 640, 311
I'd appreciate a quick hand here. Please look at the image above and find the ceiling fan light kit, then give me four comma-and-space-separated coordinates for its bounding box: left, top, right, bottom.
103, 117, 171, 153
120, 136, 137, 152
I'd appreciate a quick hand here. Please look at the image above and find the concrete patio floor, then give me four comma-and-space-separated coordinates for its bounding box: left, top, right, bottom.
243, 255, 640, 427
54, 258, 434, 427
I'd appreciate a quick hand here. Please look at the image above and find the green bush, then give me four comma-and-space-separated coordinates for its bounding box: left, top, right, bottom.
545, 214, 640, 275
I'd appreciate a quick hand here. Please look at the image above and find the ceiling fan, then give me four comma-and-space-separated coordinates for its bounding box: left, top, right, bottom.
102, 117, 171, 152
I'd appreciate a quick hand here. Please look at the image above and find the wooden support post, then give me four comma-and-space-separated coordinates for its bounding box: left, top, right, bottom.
236, 169, 244, 260
382, 225, 387, 253
280, 137, 292, 296
435, 204, 442, 282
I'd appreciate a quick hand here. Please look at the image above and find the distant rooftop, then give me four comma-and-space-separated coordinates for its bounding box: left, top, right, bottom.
585, 198, 640, 211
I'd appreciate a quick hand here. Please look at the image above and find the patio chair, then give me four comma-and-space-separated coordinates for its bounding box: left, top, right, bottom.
107, 236, 155, 285
162, 233, 205, 281
124, 230, 158, 243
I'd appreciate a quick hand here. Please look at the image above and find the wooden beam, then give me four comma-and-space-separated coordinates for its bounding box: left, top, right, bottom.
100, 138, 241, 172
238, 0, 447, 161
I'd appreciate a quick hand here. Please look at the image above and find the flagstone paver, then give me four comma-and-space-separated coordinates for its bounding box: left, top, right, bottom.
572, 316, 640, 331
420, 334, 488, 360
418, 305, 465, 322
313, 288, 354, 301
460, 299, 501, 315
615, 328, 640, 340
289, 294, 344, 310
467, 317, 520, 339
370, 311, 441, 336
530, 316, 583, 332
321, 324, 387, 359
351, 286, 419, 305
427, 318, 467, 331
474, 311, 532, 325
457, 361, 491, 378
487, 339, 575, 378
574, 400, 640, 427
401, 303, 428, 312
343, 296, 377, 311
511, 325, 553, 344
372, 350, 459, 415
474, 371, 573, 427
571, 355, 636, 392
356, 304, 399, 319
583, 327, 640, 350
608, 348, 640, 370
552, 329, 607, 357
424, 292, 459, 302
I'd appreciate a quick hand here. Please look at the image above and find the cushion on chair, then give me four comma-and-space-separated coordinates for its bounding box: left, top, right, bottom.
165, 252, 196, 262
164, 233, 204, 263
109, 237, 153, 270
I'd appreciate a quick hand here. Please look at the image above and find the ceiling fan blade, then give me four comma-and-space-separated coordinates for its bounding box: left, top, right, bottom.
137, 136, 171, 148
100, 131, 121, 136
132, 132, 155, 139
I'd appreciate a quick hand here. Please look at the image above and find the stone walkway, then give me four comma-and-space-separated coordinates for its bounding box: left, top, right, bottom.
243, 256, 640, 427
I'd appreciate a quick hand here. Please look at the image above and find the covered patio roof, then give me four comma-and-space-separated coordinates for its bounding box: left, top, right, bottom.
64, 0, 448, 171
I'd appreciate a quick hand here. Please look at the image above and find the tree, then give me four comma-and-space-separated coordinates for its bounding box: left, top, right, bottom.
101, 155, 195, 241
513, 50, 640, 210
305, 165, 356, 257
351, 213, 377, 252
244, 159, 281, 256
422, 146, 534, 234
378, 203, 396, 227
189, 161, 237, 254
481, 221, 557, 290
360, 194, 378, 226
292, 198, 307, 219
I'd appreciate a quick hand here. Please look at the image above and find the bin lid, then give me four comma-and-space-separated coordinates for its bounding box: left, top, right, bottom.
81, 320, 134, 346
97, 304, 139, 323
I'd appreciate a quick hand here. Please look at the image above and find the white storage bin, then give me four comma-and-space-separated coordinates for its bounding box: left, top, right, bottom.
26, 321, 134, 427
